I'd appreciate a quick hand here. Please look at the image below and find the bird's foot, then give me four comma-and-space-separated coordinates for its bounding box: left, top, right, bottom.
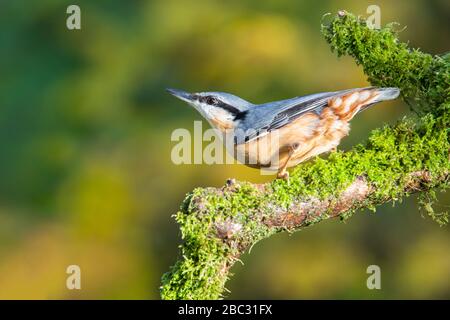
277, 170, 290, 183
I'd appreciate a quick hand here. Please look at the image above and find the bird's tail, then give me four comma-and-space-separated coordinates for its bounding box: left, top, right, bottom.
329, 87, 401, 121
356, 87, 400, 114
373, 87, 401, 102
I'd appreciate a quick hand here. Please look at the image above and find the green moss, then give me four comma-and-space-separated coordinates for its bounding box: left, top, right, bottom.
161, 12, 449, 300
321, 12, 449, 113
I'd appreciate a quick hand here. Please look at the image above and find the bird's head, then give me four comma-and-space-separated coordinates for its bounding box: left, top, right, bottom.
167, 88, 252, 130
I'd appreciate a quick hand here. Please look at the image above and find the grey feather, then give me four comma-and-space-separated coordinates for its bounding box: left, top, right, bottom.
234, 88, 364, 144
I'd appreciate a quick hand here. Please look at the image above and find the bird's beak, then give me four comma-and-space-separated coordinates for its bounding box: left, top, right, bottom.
166, 88, 193, 103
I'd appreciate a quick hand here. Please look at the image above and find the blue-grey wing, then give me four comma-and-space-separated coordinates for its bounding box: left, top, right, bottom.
234, 89, 358, 144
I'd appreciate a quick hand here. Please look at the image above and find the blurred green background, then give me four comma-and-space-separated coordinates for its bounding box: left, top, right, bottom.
0, 0, 448, 299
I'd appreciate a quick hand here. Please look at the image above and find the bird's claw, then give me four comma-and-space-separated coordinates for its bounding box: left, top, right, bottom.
277, 171, 290, 183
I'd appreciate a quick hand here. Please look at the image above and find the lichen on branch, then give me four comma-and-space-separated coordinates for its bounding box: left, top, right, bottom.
160, 11, 450, 300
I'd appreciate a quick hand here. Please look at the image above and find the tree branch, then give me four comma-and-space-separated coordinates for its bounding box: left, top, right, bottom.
161, 11, 450, 300
263, 171, 447, 231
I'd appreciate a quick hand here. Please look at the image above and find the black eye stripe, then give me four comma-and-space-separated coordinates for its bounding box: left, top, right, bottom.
200, 95, 242, 116
201, 95, 218, 105
234, 110, 247, 121
207, 96, 217, 105
202, 96, 223, 106
217, 101, 240, 115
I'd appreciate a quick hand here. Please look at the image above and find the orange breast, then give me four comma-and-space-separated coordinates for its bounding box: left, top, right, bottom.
234, 109, 349, 170
210, 117, 233, 131
286, 109, 349, 168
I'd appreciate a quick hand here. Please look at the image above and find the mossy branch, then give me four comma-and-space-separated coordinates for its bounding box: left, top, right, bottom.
161, 11, 450, 300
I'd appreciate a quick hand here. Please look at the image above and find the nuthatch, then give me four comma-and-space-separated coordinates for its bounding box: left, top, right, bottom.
167, 87, 400, 180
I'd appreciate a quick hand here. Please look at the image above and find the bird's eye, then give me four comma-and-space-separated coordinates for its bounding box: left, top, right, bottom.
206, 96, 218, 105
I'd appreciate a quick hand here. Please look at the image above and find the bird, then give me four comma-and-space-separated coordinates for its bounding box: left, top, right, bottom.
167, 87, 400, 180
